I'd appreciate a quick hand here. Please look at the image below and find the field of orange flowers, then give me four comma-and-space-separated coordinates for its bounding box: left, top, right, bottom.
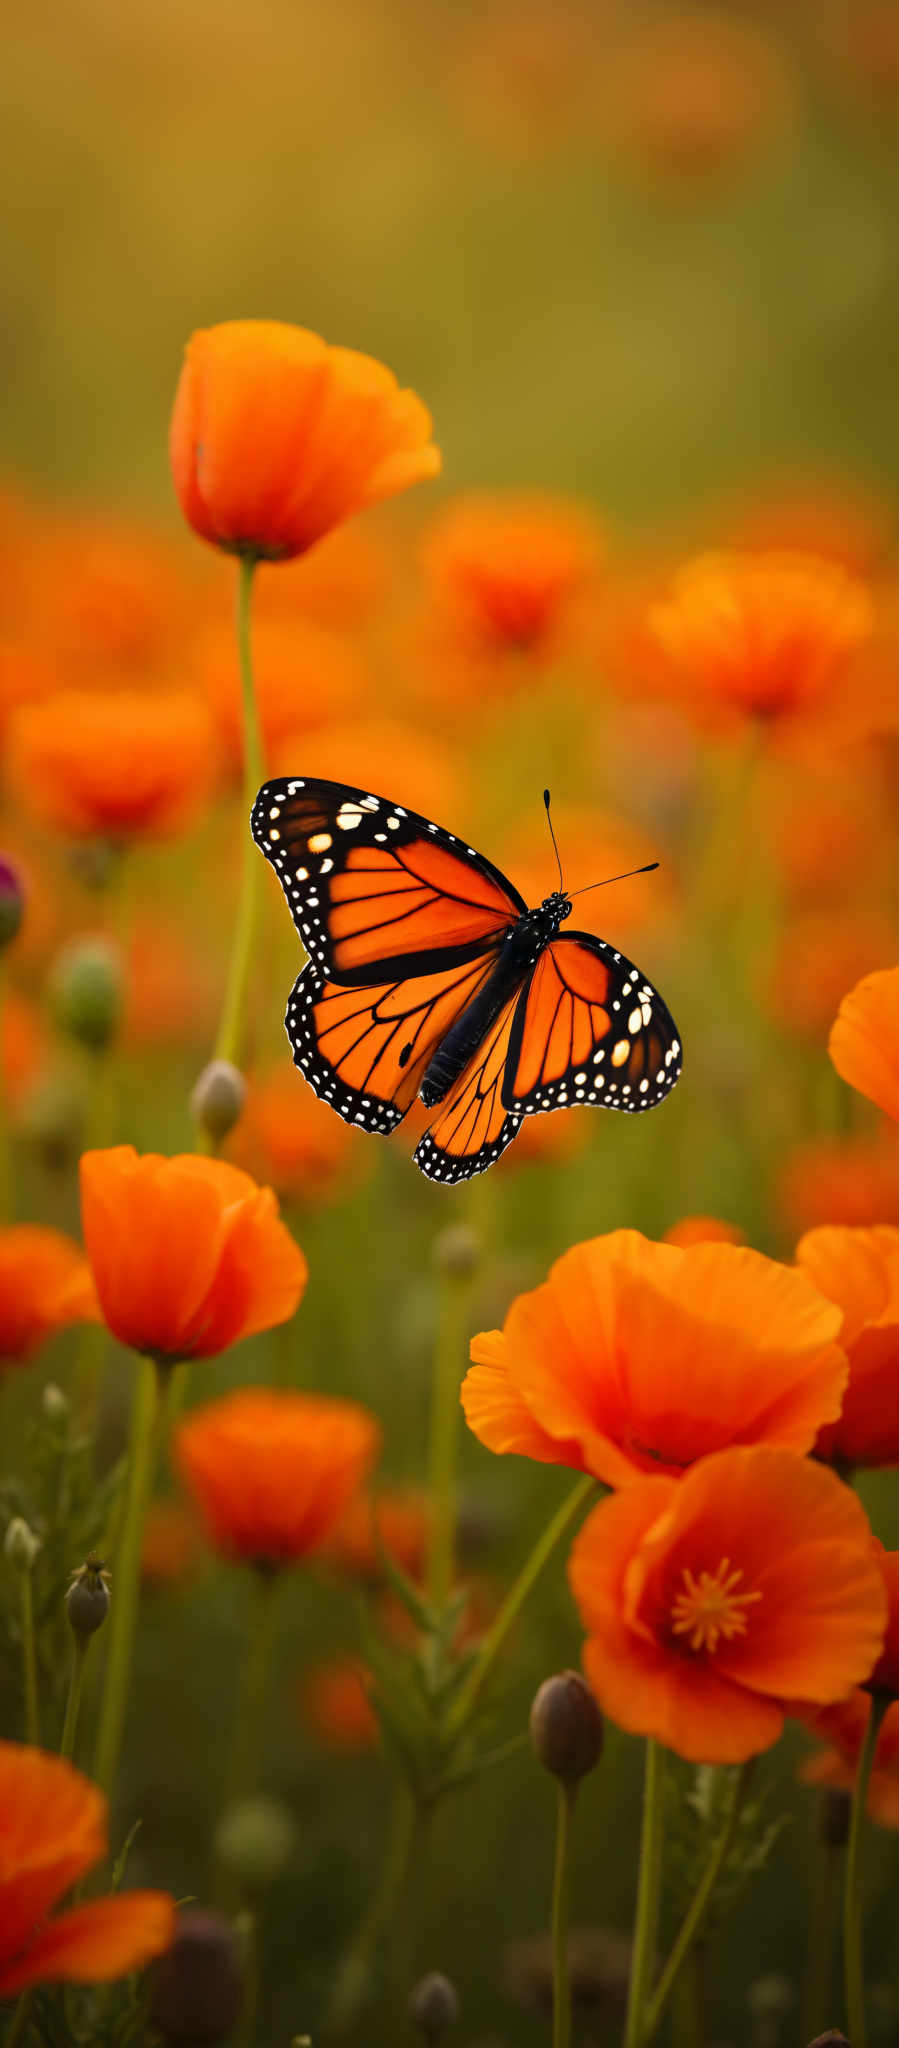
3, 5, 899, 2047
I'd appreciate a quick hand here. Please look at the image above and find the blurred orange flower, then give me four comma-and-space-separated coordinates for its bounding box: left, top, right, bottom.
0, 1227, 98, 1368
645, 550, 872, 727
766, 910, 896, 1038
0, 1743, 174, 1996
662, 1215, 745, 1249
20, 514, 189, 677
604, 9, 793, 186
195, 619, 368, 779
800, 1694, 899, 1827
300, 1658, 378, 1753
123, 918, 219, 1050
463, 1230, 847, 1488
141, 1500, 203, 1589
228, 1063, 362, 1206
830, 964, 899, 1121
174, 1388, 380, 1568
7, 692, 214, 841
268, 717, 463, 828
870, 1548, 899, 1698
421, 492, 602, 655
2, 989, 47, 1108
327, 1487, 430, 1585
79, 1148, 307, 1364
569, 1445, 886, 1763
795, 1227, 899, 1469
254, 520, 395, 631
778, 1132, 899, 1236
498, 800, 674, 944
170, 321, 440, 561
729, 475, 894, 576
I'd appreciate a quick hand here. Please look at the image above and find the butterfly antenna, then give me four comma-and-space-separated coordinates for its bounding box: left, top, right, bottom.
570, 861, 659, 899
543, 789, 565, 892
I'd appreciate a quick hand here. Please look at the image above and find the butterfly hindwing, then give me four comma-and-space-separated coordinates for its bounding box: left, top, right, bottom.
252, 776, 526, 984
503, 932, 682, 1117
414, 993, 523, 1183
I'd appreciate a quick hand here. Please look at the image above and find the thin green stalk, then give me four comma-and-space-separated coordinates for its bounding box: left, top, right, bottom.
221, 1570, 281, 1820
324, 1788, 421, 2035
445, 1475, 597, 1737
802, 1796, 844, 2043
643, 1759, 755, 2042
843, 1691, 889, 2048
206, 554, 264, 1092
552, 1781, 576, 2048
624, 1738, 667, 2048
426, 1263, 476, 1610
59, 1634, 90, 1762
3, 1989, 31, 2048
92, 1356, 160, 1796
20, 1570, 39, 1746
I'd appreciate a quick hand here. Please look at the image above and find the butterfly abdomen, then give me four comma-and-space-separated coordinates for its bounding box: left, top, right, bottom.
418, 912, 553, 1109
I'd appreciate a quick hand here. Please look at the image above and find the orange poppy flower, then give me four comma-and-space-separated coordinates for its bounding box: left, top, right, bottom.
227, 1063, 362, 1206
795, 1227, 899, 1468
830, 964, 899, 1122
463, 1230, 847, 1489
7, 692, 215, 841
170, 321, 440, 562
0, 1227, 99, 1368
327, 1487, 430, 1585
644, 550, 872, 727
662, 1215, 745, 1249
141, 1500, 203, 1589
728, 475, 894, 576
420, 492, 602, 655
0, 1742, 174, 1996
569, 1445, 886, 1763
800, 1694, 899, 1828
194, 619, 368, 780
79, 1148, 307, 1364
300, 1658, 378, 1752
174, 1388, 380, 1568
869, 1548, 899, 1697
777, 1132, 899, 1236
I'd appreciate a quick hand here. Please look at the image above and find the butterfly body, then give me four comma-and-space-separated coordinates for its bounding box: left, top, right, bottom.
251, 776, 681, 1183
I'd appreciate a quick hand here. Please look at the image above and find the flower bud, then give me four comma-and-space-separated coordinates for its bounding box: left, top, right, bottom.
530, 1671, 604, 1784
214, 1795, 297, 1888
149, 1908, 243, 2042
66, 1556, 111, 1637
0, 854, 25, 950
4, 1517, 40, 1572
50, 938, 122, 1051
18, 1071, 85, 1173
190, 1060, 247, 1145
409, 1972, 459, 2042
42, 1382, 69, 1422
432, 1223, 480, 1280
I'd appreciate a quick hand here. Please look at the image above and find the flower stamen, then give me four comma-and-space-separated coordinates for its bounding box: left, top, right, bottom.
670, 1556, 762, 1655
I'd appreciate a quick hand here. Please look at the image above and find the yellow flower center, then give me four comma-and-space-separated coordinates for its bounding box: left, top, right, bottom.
669, 1557, 762, 1655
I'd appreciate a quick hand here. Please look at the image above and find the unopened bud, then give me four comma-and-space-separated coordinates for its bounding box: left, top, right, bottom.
409, 1972, 460, 2041
432, 1223, 480, 1280
19, 1071, 85, 1173
66, 1556, 110, 1637
214, 1795, 296, 1888
4, 1517, 40, 1572
50, 938, 122, 1051
149, 1908, 243, 2042
190, 1060, 247, 1144
0, 855, 25, 950
530, 1671, 604, 1784
42, 1382, 69, 1422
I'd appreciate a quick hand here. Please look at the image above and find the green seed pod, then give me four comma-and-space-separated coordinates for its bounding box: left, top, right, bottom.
66, 1556, 111, 1637
214, 1795, 297, 1888
50, 937, 122, 1051
432, 1223, 480, 1280
530, 1670, 604, 1784
190, 1060, 247, 1144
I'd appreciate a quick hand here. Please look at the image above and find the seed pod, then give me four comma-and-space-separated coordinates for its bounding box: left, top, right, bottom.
4, 1518, 40, 1572
149, 1908, 243, 2042
190, 1060, 247, 1144
50, 937, 122, 1051
432, 1223, 480, 1279
409, 1972, 460, 2041
530, 1670, 604, 1783
66, 1557, 111, 1638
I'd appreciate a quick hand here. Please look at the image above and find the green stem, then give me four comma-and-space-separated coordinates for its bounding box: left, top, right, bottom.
92, 1356, 160, 1796
59, 1634, 90, 1762
3, 1990, 31, 2048
324, 1789, 421, 2035
643, 1759, 754, 2042
802, 1794, 845, 2043
0, 965, 11, 1225
221, 1570, 281, 1820
552, 1782, 576, 2048
426, 1263, 476, 1610
843, 1691, 889, 2048
624, 1738, 667, 2048
445, 1475, 597, 1737
20, 1570, 39, 1746
206, 554, 264, 1094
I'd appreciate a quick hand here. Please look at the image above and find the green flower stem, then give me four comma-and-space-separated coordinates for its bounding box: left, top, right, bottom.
843, 1690, 889, 2048
93, 1355, 160, 1796
445, 1475, 598, 1738
0, 966, 11, 1225
203, 553, 264, 1111
3, 1990, 31, 2048
624, 1738, 667, 2048
643, 1758, 755, 2042
59, 1634, 90, 1762
324, 1787, 423, 2035
221, 1568, 281, 1820
802, 1796, 843, 2043
20, 1568, 40, 1746
426, 1261, 476, 1610
552, 1781, 576, 2048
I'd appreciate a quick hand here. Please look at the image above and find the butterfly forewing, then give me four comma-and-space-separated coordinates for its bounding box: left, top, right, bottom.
503, 933, 681, 1117
252, 777, 525, 984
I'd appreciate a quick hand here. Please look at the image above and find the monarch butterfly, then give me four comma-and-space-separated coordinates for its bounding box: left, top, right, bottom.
251, 777, 681, 1183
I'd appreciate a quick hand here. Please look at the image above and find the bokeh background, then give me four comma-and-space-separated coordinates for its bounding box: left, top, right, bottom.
3, 2, 899, 2044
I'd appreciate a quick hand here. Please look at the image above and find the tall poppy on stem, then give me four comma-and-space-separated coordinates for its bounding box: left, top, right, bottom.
170, 320, 440, 1083
79, 1147, 307, 1802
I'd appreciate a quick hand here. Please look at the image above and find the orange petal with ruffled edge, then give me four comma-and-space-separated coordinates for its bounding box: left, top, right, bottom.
0, 1894, 175, 1996
0, 1746, 106, 1964
462, 1330, 587, 1468
830, 965, 899, 1121
0, 1227, 99, 1366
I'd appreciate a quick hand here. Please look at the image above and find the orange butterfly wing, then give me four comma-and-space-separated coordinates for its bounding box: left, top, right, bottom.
503, 933, 681, 1117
